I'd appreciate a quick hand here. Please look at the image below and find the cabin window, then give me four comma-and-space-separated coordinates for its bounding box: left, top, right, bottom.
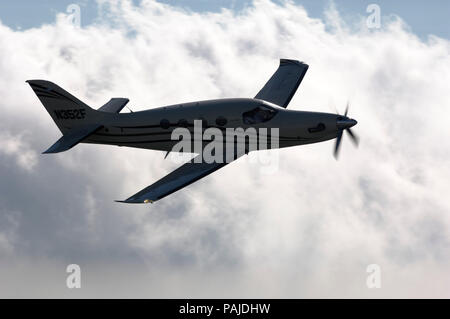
216, 116, 227, 126
243, 105, 278, 124
160, 119, 170, 129
178, 119, 188, 127
308, 123, 326, 133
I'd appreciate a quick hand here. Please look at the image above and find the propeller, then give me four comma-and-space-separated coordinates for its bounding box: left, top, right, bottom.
334, 101, 359, 159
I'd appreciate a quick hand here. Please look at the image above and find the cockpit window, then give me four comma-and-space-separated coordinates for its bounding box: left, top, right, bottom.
243, 105, 278, 124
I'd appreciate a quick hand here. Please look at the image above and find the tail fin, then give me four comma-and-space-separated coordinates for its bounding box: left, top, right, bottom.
26, 80, 97, 134
27, 80, 106, 153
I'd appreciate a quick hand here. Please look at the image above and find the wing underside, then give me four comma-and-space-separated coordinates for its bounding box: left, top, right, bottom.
117, 154, 242, 203
255, 59, 309, 108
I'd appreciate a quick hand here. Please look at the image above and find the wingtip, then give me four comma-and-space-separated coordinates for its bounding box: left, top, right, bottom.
280, 59, 308, 67
114, 199, 154, 204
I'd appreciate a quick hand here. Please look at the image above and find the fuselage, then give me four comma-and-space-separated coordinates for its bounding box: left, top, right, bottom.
84, 98, 342, 153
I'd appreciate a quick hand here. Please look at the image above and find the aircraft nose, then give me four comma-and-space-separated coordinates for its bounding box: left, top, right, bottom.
336, 117, 357, 129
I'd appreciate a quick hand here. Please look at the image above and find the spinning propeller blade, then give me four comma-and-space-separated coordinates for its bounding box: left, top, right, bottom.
333, 101, 358, 159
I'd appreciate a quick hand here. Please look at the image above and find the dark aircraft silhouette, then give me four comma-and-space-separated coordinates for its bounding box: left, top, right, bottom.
27, 59, 358, 203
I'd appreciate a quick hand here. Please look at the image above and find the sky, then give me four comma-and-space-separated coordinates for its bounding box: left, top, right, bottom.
1, 0, 449, 39
0, 0, 449, 298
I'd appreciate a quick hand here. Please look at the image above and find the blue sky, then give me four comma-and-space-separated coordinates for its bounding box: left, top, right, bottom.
0, 0, 448, 39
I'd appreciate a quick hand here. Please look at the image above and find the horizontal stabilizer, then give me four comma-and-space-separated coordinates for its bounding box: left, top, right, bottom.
98, 98, 129, 113
43, 124, 102, 154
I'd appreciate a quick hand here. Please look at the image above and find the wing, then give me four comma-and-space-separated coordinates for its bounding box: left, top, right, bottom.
117, 154, 242, 203
255, 59, 309, 108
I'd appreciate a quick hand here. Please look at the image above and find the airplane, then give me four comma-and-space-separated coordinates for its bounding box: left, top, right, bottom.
27, 59, 358, 204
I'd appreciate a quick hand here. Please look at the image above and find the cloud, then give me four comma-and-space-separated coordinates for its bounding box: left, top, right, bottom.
0, 0, 449, 297
0, 131, 38, 171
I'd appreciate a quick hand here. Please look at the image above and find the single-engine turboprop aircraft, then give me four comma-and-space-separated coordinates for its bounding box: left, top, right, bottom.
27, 59, 358, 203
